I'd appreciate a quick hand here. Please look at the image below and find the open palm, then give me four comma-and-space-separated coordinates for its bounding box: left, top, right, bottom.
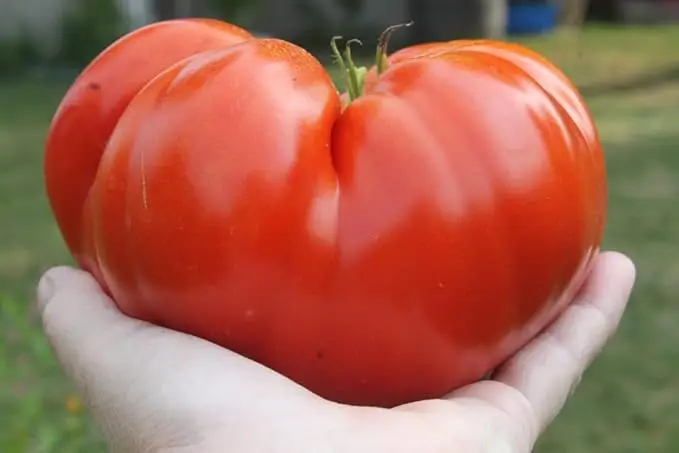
38, 251, 635, 453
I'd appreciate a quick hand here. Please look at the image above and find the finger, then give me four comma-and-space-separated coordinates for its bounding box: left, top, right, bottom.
36, 266, 307, 396
492, 251, 636, 437
37, 265, 162, 384
36, 266, 323, 450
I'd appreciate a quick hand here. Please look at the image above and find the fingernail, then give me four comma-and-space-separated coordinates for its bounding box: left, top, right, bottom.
37, 272, 56, 312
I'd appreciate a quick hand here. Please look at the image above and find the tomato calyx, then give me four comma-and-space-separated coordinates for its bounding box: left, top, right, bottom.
331, 21, 413, 103
330, 36, 366, 102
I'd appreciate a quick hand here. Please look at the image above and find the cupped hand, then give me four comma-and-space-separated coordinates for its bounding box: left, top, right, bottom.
37, 251, 635, 453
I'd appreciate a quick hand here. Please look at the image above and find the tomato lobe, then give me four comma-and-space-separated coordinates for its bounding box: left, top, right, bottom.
45, 20, 606, 407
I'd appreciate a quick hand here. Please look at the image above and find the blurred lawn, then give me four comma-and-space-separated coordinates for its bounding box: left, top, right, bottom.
2, 24, 679, 452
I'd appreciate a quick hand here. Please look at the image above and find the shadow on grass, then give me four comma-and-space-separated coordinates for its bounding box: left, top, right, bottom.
580, 63, 679, 97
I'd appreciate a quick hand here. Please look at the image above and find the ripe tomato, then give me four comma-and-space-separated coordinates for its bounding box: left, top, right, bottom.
45, 19, 606, 408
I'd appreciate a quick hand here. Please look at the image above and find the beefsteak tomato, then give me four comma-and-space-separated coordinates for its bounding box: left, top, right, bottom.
44, 18, 606, 408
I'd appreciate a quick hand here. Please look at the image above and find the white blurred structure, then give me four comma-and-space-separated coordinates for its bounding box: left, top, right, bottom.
0, 0, 70, 56
0, 0, 154, 57
0, 0, 515, 59
115, 0, 156, 29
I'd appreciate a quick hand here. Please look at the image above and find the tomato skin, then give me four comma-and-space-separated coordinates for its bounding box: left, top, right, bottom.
44, 19, 252, 280
45, 20, 606, 407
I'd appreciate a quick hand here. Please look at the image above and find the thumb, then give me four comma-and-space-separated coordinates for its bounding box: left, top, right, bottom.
37, 266, 212, 449
36, 267, 342, 452
36, 265, 317, 402
37, 266, 152, 376
36, 266, 231, 393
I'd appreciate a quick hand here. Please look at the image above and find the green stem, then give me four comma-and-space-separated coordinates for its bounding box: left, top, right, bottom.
344, 39, 364, 98
331, 21, 414, 103
330, 36, 356, 100
376, 21, 413, 75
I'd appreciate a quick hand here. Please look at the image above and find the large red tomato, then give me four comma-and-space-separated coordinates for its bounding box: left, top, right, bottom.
44, 18, 606, 408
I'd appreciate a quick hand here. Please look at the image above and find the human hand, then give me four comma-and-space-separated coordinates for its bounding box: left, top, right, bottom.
37, 251, 635, 453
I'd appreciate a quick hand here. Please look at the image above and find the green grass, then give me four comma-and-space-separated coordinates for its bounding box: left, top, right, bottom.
2, 24, 679, 452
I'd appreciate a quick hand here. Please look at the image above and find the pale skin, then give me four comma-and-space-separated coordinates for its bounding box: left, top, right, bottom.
37, 251, 635, 453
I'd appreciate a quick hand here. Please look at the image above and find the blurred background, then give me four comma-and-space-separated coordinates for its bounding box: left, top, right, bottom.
1, 0, 677, 452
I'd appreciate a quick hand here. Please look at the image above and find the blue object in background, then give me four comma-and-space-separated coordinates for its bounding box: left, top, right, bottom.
507, 1, 559, 35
